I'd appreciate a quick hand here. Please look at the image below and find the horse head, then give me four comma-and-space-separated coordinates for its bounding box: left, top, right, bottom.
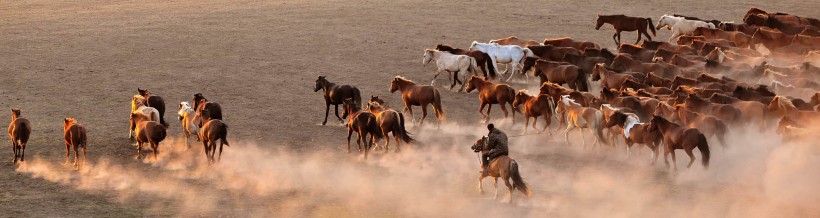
64, 118, 76, 130
422, 49, 436, 65
469, 41, 479, 50
11, 109, 20, 120
595, 15, 605, 30
471, 136, 488, 153
314, 76, 327, 92
389, 77, 401, 93
137, 88, 151, 97
342, 98, 359, 119
369, 95, 385, 106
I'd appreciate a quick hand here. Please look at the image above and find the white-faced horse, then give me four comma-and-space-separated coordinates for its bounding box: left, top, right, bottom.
555, 95, 608, 149
422, 49, 479, 91
131, 95, 160, 139
469, 41, 536, 82
656, 15, 716, 43
178, 101, 200, 148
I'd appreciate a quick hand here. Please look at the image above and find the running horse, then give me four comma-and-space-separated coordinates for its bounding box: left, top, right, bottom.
464, 76, 516, 123
137, 88, 168, 127
389, 76, 445, 127
471, 136, 532, 203
533, 59, 589, 91
314, 76, 361, 125
343, 98, 383, 159
422, 49, 479, 91
512, 90, 556, 134
556, 95, 609, 149
596, 15, 656, 47
435, 44, 497, 79
199, 108, 229, 164
8, 109, 31, 163
63, 118, 88, 169
648, 116, 710, 170
129, 113, 168, 160
365, 98, 414, 152
192, 93, 223, 128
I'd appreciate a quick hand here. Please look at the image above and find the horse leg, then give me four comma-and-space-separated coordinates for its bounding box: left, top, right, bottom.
81, 145, 87, 166
478, 175, 486, 194
670, 149, 678, 171
564, 125, 574, 146
612, 32, 619, 47
218, 140, 224, 162
493, 177, 499, 200
685, 148, 696, 168
635, 30, 642, 44
404, 106, 416, 126
579, 128, 587, 148
420, 103, 429, 127
478, 102, 487, 120
334, 105, 343, 123
431, 70, 442, 86
323, 103, 330, 125
500, 103, 510, 120
73, 146, 80, 168
64, 143, 71, 165
663, 148, 670, 169
11, 141, 17, 163
668, 31, 680, 43
485, 104, 493, 123
152, 142, 159, 161
523, 116, 530, 134
504, 177, 514, 204
136, 141, 143, 159
20, 143, 25, 162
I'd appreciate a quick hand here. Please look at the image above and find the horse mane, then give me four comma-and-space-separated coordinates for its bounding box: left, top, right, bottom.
774, 96, 797, 111
394, 75, 413, 83
560, 95, 580, 107
517, 89, 530, 95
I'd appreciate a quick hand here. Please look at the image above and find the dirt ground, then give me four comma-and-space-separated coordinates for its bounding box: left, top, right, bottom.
1, 0, 819, 217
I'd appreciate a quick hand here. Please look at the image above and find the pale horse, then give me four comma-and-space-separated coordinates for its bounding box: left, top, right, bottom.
422, 49, 479, 91
656, 15, 715, 43
178, 101, 200, 149
469, 41, 537, 82
130, 95, 160, 139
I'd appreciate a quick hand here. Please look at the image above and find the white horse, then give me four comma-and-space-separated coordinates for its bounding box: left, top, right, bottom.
131, 95, 160, 139
656, 15, 715, 43
178, 101, 200, 148
422, 49, 479, 91
469, 41, 536, 82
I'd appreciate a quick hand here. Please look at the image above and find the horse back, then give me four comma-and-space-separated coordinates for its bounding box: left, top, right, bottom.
65, 124, 87, 147
487, 155, 513, 177
10, 118, 31, 142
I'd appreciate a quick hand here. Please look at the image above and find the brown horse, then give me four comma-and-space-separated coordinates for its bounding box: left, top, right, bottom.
692, 27, 754, 49
365, 99, 413, 152
641, 40, 695, 55
674, 105, 728, 148
314, 76, 361, 125
592, 63, 638, 90
751, 28, 793, 51
465, 76, 515, 123
683, 94, 741, 125
512, 90, 555, 134
198, 108, 229, 164
192, 93, 223, 127
63, 118, 88, 169
129, 113, 168, 160
533, 59, 589, 91
8, 109, 31, 163
343, 98, 383, 159
543, 37, 601, 50
605, 111, 662, 163
618, 43, 656, 62
644, 72, 673, 87
539, 82, 595, 107
436, 44, 497, 79
137, 88, 168, 127
648, 116, 710, 170
596, 15, 656, 47
389, 76, 445, 127
489, 36, 541, 47
471, 136, 532, 203
610, 53, 680, 78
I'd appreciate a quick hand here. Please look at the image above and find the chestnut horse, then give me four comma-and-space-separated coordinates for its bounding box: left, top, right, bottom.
137, 88, 168, 127
365, 99, 413, 152
465, 76, 516, 123
533, 59, 589, 91
192, 93, 223, 127
436, 44, 497, 79
129, 113, 168, 160
471, 136, 532, 203
512, 90, 555, 134
592, 63, 638, 90
389, 76, 445, 127
605, 111, 662, 163
63, 118, 88, 169
674, 105, 728, 148
489, 36, 541, 47
199, 108, 229, 164
343, 98, 383, 159
543, 37, 600, 50
596, 15, 656, 47
8, 109, 31, 163
648, 116, 710, 170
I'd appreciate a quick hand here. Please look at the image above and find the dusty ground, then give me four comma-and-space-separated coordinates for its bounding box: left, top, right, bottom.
1, 0, 819, 217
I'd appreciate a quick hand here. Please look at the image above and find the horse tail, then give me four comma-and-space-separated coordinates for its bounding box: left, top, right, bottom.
221, 122, 230, 147
576, 68, 590, 92
432, 89, 446, 122
395, 112, 414, 143
509, 160, 532, 198
697, 133, 710, 168
483, 52, 497, 79
469, 57, 479, 75
523, 48, 537, 58
353, 88, 362, 109
647, 17, 657, 36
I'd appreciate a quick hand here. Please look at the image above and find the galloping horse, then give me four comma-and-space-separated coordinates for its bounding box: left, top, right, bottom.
469, 42, 535, 82
192, 93, 223, 127
465, 76, 516, 123
365, 100, 413, 152
8, 109, 31, 163
596, 15, 656, 47
343, 98, 383, 159
177, 102, 199, 148
471, 136, 532, 203
131, 95, 160, 139
422, 49, 479, 91
137, 88, 168, 127
592, 63, 638, 90
674, 105, 728, 148
542, 37, 600, 50
129, 113, 168, 160
389, 76, 445, 127
648, 116, 710, 170
199, 108, 229, 164
533, 59, 589, 91
556, 95, 608, 148
314, 76, 361, 125
512, 90, 555, 134
656, 15, 716, 42
435, 44, 497, 79
63, 118, 88, 169
605, 111, 662, 163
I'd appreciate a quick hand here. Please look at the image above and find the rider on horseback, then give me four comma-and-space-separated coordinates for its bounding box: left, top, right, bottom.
481, 123, 509, 173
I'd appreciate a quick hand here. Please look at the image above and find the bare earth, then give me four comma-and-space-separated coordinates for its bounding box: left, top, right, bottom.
1, 0, 819, 217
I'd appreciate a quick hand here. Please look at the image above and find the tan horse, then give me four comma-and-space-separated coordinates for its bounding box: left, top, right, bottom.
471, 136, 532, 203
63, 118, 88, 169
389, 76, 445, 127
199, 108, 229, 164
130, 95, 160, 139
365, 99, 414, 152
177, 101, 200, 149
129, 113, 168, 160
648, 116, 710, 170
556, 95, 608, 148
8, 109, 31, 163
512, 90, 556, 134
465, 76, 516, 123
489, 36, 541, 47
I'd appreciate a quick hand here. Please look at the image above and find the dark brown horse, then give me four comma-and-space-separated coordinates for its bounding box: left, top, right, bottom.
682, 95, 741, 125
618, 43, 656, 62
465, 76, 516, 123
198, 108, 229, 164
648, 116, 710, 170
471, 136, 532, 203
534, 59, 589, 91
130, 113, 168, 160
512, 90, 555, 134
137, 88, 168, 127
436, 44, 497, 79
644, 72, 673, 87
389, 76, 445, 127
192, 93, 223, 127
343, 98, 383, 159
692, 27, 754, 48
314, 76, 361, 125
610, 53, 679, 78
63, 118, 88, 169
605, 111, 662, 164
674, 105, 728, 148
596, 15, 656, 47
8, 109, 31, 163
365, 99, 413, 152
527, 45, 583, 62
543, 37, 601, 50
592, 63, 638, 90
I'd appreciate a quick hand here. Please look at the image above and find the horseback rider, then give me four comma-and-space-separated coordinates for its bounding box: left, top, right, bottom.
481, 123, 509, 173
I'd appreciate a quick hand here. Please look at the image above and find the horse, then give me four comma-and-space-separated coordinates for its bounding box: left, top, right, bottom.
656, 15, 716, 42
465, 76, 516, 123
533, 59, 589, 91
197, 108, 229, 164
672, 14, 723, 27
313, 76, 361, 125
595, 15, 656, 47
555, 95, 608, 148
718, 22, 760, 35
644, 72, 673, 87
674, 105, 728, 148
129, 113, 168, 160
435, 44, 497, 79
130, 95, 161, 139
542, 37, 600, 50
192, 93, 223, 128
610, 53, 680, 78
423, 49, 479, 91
683, 94, 741, 125
137, 88, 168, 127
751, 28, 793, 51
8, 109, 31, 163
692, 27, 754, 49
605, 111, 662, 163
641, 40, 695, 55
599, 104, 637, 147
648, 116, 710, 170
512, 90, 555, 134
177, 102, 199, 149
342, 98, 383, 159
63, 118, 88, 169
539, 82, 596, 108
365, 100, 413, 152
617, 43, 656, 62
389, 76, 445, 127
469, 41, 535, 82
488, 36, 541, 47
592, 63, 637, 90
471, 136, 532, 203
